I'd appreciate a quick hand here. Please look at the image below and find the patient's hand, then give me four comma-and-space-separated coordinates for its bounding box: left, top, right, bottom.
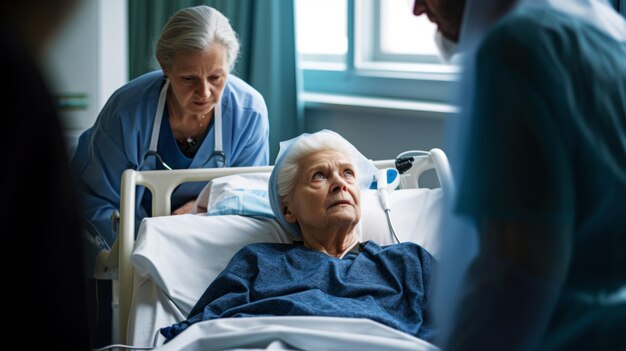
172, 200, 196, 215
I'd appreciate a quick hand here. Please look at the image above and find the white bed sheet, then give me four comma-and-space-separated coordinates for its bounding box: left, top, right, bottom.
127, 274, 184, 347
128, 280, 440, 350
154, 317, 440, 351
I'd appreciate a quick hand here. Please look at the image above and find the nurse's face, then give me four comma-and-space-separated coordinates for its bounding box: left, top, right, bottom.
412, 0, 466, 42
283, 150, 361, 239
164, 44, 229, 117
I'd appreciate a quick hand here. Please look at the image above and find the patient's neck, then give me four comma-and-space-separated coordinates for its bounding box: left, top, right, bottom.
302, 231, 359, 258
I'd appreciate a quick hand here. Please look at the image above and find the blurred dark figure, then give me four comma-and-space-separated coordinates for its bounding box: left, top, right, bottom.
0, 1, 91, 349
411, 0, 626, 350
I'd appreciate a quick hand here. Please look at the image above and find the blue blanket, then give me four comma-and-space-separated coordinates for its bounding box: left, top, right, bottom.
160, 241, 436, 342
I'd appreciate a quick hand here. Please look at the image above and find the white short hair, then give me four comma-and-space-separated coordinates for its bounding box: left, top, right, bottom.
276, 132, 360, 201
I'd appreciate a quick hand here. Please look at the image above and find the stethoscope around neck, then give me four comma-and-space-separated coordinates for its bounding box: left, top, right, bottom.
143, 79, 226, 170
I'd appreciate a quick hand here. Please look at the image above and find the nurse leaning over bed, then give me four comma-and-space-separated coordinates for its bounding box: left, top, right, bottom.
71, 5, 270, 266
160, 130, 437, 343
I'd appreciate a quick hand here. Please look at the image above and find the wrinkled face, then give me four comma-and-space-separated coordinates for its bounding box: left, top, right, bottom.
412, 0, 466, 42
162, 44, 229, 117
283, 150, 361, 236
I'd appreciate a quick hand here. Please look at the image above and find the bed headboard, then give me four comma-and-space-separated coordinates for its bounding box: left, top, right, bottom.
114, 148, 451, 344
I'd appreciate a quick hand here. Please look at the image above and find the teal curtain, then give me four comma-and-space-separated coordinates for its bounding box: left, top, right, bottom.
128, 0, 303, 162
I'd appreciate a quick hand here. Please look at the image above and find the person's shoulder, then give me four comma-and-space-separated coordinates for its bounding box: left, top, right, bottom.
487, 7, 581, 48
97, 70, 164, 122
223, 75, 267, 110
499, 7, 567, 29
110, 70, 164, 103
365, 240, 435, 260
477, 8, 562, 67
224, 243, 297, 277
225, 74, 260, 95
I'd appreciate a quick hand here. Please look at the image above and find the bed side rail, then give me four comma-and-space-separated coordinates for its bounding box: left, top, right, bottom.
118, 165, 271, 344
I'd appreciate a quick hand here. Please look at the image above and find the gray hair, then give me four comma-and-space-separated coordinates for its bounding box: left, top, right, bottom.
276, 132, 359, 202
156, 5, 239, 71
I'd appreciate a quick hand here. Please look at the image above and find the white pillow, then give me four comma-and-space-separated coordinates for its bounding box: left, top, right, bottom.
193, 173, 442, 249
132, 174, 443, 316
133, 215, 291, 315
360, 188, 443, 252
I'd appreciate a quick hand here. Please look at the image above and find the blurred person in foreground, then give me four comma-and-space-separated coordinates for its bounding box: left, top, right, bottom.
0, 0, 91, 349
411, 0, 626, 350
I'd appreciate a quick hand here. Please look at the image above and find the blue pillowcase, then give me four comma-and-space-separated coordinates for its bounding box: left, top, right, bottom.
208, 188, 274, 218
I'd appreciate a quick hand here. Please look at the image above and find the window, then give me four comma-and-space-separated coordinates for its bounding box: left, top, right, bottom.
379, 1, 437, 56
296, 0, 347, 63
358, 0, 441, 68
296, 0, 458, 105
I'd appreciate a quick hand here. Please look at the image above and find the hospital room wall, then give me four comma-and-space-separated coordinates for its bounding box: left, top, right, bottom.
304, 105, 449, 188
45, 0, 128, 153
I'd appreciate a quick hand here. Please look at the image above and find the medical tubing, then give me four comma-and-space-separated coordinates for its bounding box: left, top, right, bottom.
377, 168, 401, 243
379, 186, 401, 243
385, 208, 401, 244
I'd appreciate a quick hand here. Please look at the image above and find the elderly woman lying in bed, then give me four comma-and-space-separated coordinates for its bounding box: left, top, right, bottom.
160, 130, 436, 342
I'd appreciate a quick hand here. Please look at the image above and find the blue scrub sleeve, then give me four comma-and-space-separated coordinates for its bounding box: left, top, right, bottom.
229, 110, 270, 167
448, 18, 574, 350
455, 19, 574, 224
72, 121, 147, 250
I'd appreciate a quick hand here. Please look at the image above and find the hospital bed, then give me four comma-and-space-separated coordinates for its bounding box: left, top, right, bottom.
110, 148, 452, 350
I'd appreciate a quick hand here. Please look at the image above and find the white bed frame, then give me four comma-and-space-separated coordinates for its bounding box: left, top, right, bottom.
113, 148, 452, 344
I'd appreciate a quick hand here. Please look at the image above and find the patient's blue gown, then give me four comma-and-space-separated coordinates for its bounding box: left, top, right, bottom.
160, 241, 435, 342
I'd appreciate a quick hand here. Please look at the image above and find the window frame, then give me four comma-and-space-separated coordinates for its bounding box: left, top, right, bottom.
299, 0, 458, 104
360, 0, 442, 65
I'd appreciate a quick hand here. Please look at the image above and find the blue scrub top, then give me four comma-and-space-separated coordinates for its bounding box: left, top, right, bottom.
72, 70, 269, 247
454, 8, 626, 349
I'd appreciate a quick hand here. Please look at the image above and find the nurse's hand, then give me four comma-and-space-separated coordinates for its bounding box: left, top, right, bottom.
172, 200, 196, 215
